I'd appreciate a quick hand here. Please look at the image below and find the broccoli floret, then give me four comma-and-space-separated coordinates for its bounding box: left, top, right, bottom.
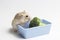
29, 17, 41, 28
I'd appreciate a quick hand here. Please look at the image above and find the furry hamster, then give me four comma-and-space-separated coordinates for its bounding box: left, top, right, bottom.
12, 11, 31, 32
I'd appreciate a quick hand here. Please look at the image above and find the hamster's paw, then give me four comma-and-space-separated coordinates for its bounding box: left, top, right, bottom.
13, 29, 17, 32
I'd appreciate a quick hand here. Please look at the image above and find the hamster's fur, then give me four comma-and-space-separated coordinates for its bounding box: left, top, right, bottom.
12, 11, 31, 32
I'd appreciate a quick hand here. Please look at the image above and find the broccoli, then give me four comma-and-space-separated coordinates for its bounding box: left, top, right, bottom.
29, 17, 41, 28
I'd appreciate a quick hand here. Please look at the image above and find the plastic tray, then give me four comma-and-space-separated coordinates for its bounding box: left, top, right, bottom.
17, 19, 51, 38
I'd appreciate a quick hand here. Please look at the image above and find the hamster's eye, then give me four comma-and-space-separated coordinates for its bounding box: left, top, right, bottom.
26, 15, 28, 17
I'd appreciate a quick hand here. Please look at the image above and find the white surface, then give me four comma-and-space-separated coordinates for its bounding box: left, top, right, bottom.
0, 0, 60, 40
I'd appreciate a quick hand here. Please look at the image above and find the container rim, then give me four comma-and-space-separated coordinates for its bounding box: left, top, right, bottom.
17, 19, 51, 30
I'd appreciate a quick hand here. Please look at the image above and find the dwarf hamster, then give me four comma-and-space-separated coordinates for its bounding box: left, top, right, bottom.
12, 11, 31, 32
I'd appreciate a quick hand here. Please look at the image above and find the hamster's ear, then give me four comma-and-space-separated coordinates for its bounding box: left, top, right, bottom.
14, 13, 19, 19
23, 10, 26, 14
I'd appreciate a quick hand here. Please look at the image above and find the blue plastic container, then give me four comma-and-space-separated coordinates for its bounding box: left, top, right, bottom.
17, 19, 51, 38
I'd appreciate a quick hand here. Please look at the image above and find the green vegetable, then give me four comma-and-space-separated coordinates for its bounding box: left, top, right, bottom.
40, 22, 46, 26
29, 17, 41, 28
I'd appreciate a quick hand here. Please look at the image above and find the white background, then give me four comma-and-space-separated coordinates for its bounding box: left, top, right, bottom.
0, 0, 60, 40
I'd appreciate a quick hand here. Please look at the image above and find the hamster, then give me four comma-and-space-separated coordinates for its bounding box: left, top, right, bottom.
12, 11, 31, 32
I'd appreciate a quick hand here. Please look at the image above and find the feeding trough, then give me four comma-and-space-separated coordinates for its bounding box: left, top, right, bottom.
17, 19, 51, 38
